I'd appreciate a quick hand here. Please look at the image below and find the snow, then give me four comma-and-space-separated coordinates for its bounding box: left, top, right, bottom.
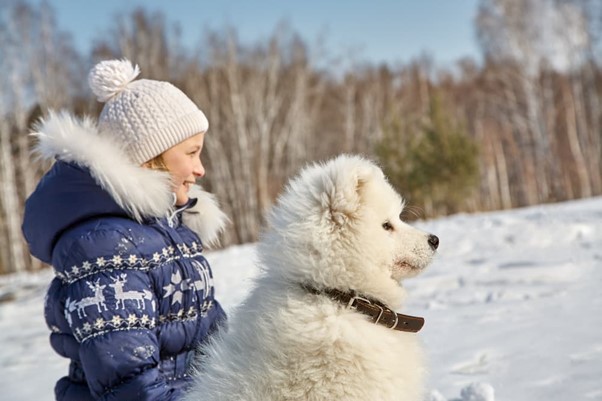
1, 197, 601, 400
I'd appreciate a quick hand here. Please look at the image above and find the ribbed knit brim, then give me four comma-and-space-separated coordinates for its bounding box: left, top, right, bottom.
128, 109, 208, 165
94, 71, 210, 165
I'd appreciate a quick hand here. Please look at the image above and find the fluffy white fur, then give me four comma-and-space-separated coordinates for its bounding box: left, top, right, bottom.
32, 111, 227, 245
183, 185, 230, 248
185, 155, 437, 401
88, 58, 140, 102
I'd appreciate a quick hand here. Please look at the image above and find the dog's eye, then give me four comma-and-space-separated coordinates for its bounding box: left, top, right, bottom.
382, 221, 394, 231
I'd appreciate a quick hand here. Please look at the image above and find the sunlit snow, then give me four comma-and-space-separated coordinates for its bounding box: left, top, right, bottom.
1, 197, 600, 400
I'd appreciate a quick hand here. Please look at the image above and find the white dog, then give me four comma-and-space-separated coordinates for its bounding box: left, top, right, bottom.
185, 155, 439, 401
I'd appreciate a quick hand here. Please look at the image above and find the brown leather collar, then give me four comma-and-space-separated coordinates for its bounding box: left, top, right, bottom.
302, 284, 424, 333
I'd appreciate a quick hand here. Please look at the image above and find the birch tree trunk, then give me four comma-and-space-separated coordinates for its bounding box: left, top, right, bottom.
0, 115, 27, 274
564, 78, 592, 198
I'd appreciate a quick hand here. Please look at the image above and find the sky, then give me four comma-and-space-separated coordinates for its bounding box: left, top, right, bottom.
1, 195, 600, 400
39, 0, 482, 67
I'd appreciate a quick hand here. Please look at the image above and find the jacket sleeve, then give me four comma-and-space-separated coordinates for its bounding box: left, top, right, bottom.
58, 230, 182, 401
66, 267, 186, 401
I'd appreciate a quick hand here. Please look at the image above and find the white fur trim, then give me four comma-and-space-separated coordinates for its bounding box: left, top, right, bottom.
31, 112, 228, 245
32, 111, 172, 222
183, 186, 230, 248
88, 59, 140, 102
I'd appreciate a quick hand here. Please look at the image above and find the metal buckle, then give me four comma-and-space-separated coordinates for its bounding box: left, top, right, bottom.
347, 295, 371, 310
348, 296, 388, 326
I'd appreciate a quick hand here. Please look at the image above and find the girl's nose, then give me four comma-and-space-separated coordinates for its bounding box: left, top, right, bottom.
194, 159, 205, 178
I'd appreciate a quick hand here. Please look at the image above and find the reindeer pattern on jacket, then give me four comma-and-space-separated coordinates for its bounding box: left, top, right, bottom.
63, 259, 216, 323
64, 273, 158, 327
109, 273, 156, 311
64, 280, 108, 321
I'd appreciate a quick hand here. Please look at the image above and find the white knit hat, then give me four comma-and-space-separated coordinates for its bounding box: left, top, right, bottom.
88, 59, 209, 165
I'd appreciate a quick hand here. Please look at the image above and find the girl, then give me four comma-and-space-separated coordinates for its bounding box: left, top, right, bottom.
22, 59, 228, 400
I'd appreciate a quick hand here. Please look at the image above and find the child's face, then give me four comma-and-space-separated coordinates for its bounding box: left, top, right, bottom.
161, 132, 206, 206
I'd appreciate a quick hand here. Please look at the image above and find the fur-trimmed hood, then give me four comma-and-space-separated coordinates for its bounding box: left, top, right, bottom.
22, 111, 228, 264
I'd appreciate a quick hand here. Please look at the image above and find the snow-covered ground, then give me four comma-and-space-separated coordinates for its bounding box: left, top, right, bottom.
1, 197, 600, 401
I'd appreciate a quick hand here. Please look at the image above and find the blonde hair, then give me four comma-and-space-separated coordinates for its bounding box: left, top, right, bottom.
144, 154, 168, 172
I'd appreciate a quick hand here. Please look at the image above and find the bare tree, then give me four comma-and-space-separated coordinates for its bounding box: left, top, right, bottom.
189, 26, 324, 243
2, 0, 602, 274
476, 0, 593, 203
0, 1, 83, 273
92, 8, 181, 81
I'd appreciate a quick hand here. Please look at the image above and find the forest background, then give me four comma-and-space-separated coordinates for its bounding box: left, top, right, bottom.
1, 0, 601, 274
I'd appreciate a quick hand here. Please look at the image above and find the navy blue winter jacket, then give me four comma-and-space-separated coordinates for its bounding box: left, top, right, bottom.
22, 113, 228, 401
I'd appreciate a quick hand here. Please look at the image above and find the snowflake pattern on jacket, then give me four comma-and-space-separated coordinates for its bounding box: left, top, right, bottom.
22, 113, 228, 401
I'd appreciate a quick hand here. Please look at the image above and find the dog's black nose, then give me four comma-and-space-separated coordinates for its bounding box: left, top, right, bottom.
428, 234, 439, 250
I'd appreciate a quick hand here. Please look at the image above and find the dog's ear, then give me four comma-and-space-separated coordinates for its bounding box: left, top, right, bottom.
323, 157, 376, 227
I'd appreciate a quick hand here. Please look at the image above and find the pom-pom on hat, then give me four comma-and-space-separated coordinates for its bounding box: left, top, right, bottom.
88, 59, 209, 165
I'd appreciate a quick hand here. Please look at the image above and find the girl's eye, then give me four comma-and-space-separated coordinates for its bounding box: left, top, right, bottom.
188, 148, 201, 157
382, 221, 394, 231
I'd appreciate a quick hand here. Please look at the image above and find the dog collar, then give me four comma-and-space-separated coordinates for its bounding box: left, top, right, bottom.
301, 285, 424, 333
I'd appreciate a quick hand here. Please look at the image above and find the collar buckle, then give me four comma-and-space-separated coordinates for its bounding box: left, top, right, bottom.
347, 295, 371, 310
302, 283, 424, 333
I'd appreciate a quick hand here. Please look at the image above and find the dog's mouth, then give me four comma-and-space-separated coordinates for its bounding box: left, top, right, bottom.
394, 259, 419, 271
391, 259, 423, 281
